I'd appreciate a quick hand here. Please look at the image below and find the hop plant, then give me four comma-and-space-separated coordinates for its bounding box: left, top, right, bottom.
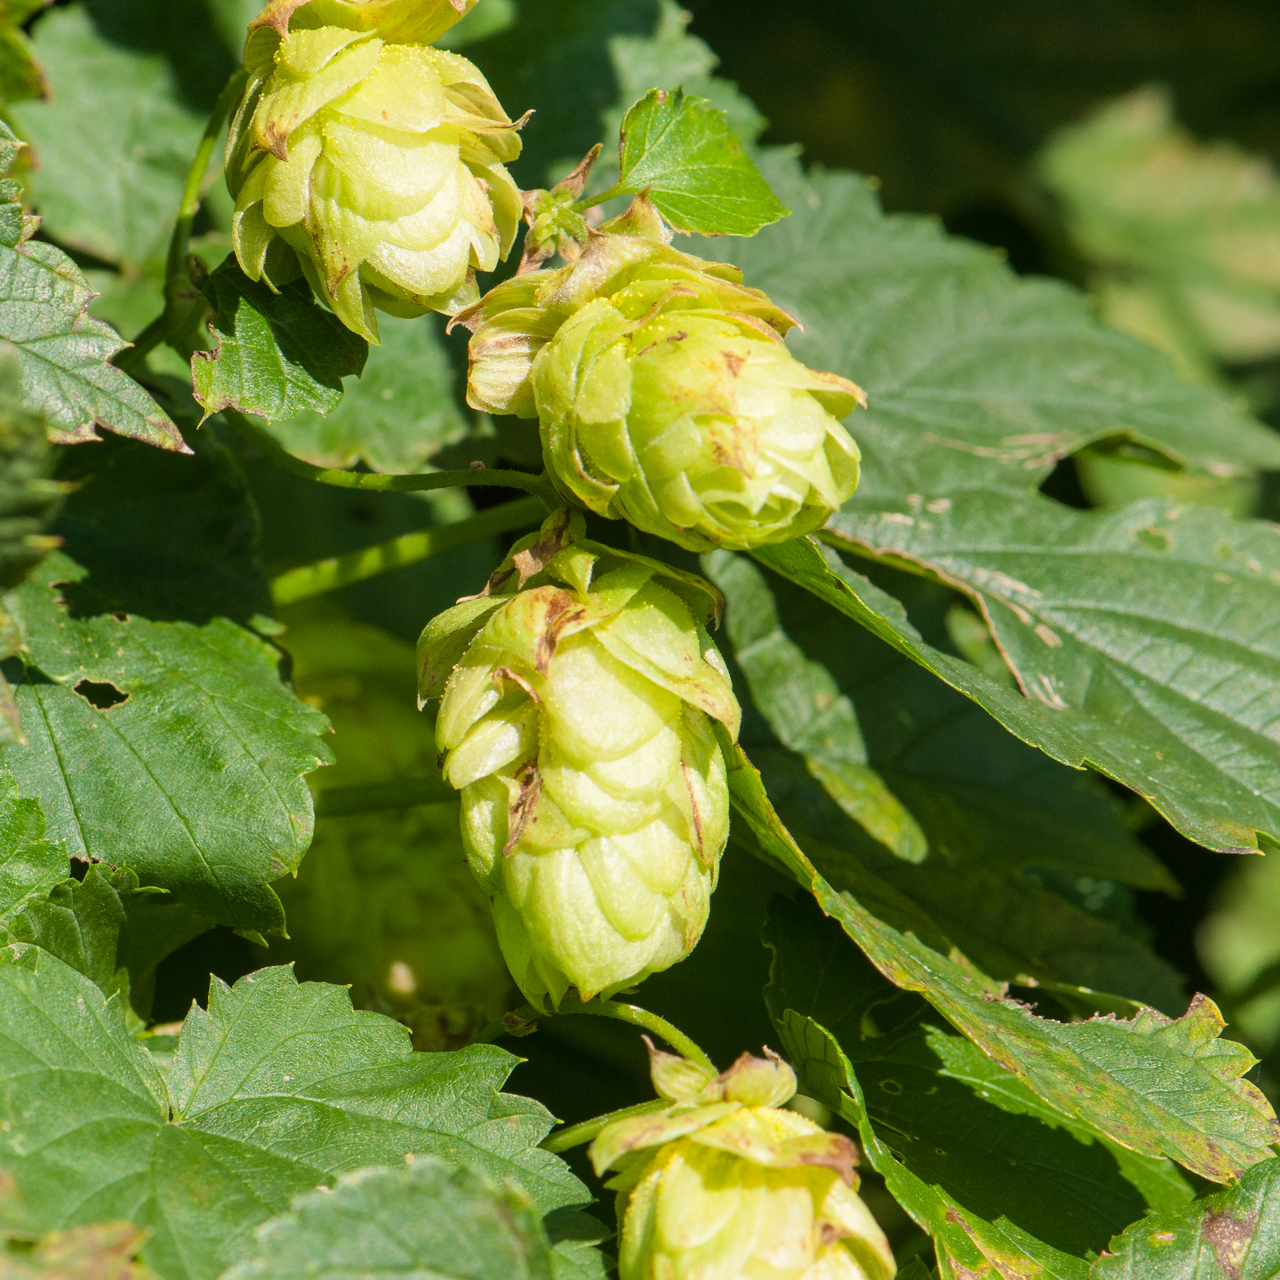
226, 0, 526, 341
590, 1044, 896, 1280
418, 508, 741, 1010
278, 618, 511, 1049
454, 198, 865, 552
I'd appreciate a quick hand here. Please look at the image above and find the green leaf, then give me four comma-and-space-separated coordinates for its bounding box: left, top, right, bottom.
764, 897, 1189, 1270
8, 5, 203, 268
702, 548, 927, 863
0, 1221, 158, 1279
191, 260, 369, 425
0, 359, 63, 743
50, 421, 271, 626
263, 316, 469, 473
1041, 87, 1280, 379
609, 87, 788, 235
1093, 1157, 1280, 1279
0, 2, 48, 109
723, 736, 1280, 1183
3, 866, 212, 1021
0, 952, 590, 1280
222, 1159, 555, 1280
712, 153, 1280, 492
707, 547, 1172, 891
823, 496, 1280, 856
0, 551, 332, 933
0, 122, 181, 450
0, 777, 66, 922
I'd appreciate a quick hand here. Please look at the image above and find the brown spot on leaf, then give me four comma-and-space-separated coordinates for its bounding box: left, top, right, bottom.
534, 591, 586, 673
1201, 1208, 1256, 1280
261, 118, 290, 162
504, 761, 542, 856
492, 665, 540, 704
458, 565, 516, 604
723, 351, 746, 377
682, 761, 705, 858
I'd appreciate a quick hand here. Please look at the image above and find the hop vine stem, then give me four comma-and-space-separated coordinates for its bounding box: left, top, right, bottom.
270, 494, 545, 604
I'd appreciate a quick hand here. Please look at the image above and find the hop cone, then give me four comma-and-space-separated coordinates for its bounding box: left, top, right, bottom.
455, 200, 865, 552
418, 508, 741, 1009
227, 0, 525, 341
591, 1045, 896, 1280
279, 618, 511, 1049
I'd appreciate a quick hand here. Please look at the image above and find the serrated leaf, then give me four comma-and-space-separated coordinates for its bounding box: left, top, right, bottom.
764, 897, 1190, 1270
191, 259, 369, 425
612, 87, 788, 235
709, 153, 1280, 492
0, 777, 65, 922
703, 548, 926, 863
222, 1159, 554, 1280
0, 1221, 157, 1279
50, 422, 271, 626
1092, 1157, 1280, 1279
707, 547, 1172, 891
263, 315, 469, 472
0, 952, 590, 1280
823, 496, 1280, 855
723, 736, 1280, 1182
4, 866, 211, 1021
1041, 87, 1280, 378
0, 122, 181, 451
0, 552, 332, 933
8, 5, 203, 267
0, 359, 62, 743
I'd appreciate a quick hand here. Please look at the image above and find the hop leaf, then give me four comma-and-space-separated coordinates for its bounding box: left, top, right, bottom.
590, 1045, 896, 1280
226, 0, 527, 340
455, 203, 864, 552
418, 508, 741, 1009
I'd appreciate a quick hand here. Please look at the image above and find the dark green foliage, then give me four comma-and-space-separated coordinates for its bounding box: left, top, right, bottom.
1, 3, 1278, 1276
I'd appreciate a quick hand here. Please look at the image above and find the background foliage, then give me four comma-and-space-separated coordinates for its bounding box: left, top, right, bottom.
1, 0, 1280, 1276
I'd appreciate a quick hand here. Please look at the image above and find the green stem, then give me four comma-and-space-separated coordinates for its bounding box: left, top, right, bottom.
573, 182, 627, 212
227, 409, 558, 503
116, 66, 248, 375
272, 495, 544, 605
567, 999, 716, 1073
541, 1098, 669, 1154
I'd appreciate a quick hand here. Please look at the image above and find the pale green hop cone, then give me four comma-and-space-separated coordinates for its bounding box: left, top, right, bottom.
590, 1044, 896, 1280
226, 0, 526, 341
453, 198, 865, 552
418, 508, 741, 1010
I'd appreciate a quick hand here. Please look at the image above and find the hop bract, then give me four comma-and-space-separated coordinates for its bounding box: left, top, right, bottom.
226, 0, 525, 341
418, 508, 740, 1010
454, 199, 865, 552
591, 1045, 896, 1280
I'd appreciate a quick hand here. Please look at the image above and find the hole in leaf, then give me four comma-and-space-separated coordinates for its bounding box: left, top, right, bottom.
73, 678, 129, 710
